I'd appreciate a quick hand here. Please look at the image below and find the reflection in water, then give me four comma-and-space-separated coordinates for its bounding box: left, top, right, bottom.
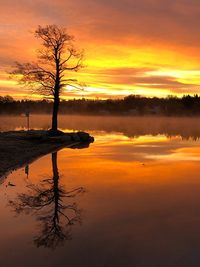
25, 165, 29, 179
9, 152, 85, 249
3, 117, 200, 266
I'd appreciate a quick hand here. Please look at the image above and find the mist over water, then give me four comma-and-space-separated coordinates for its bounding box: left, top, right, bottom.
1, 114, 200, 140
1, 115, 200, 266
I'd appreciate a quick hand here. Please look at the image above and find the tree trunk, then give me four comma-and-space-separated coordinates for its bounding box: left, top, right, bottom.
51, 52, 60, 132
51, 85, 60, 132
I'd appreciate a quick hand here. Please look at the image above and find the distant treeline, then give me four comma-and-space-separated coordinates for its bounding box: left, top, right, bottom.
1, 94, 200, 116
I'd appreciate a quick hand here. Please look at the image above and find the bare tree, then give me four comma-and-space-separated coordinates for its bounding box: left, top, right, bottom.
11, 25, 84, 133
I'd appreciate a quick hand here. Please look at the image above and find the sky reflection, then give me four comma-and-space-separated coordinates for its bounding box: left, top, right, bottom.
1, 117, 200, 266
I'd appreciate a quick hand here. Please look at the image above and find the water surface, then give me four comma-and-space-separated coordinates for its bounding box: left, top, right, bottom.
1, 115, 200, 266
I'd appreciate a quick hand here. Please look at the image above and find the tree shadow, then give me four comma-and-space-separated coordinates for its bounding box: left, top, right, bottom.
9, 152, 85, 249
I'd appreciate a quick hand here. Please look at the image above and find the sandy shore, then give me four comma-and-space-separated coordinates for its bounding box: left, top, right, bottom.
0, 130, 94, 178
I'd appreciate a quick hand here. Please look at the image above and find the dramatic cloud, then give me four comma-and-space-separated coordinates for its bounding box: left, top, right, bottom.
1, 0, 200, 98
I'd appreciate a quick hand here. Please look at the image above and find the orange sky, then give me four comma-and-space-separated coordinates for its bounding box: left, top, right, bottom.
1, 0, 200, 99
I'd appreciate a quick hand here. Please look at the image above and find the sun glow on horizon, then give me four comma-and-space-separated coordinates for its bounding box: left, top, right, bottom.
1, 1, 200, 99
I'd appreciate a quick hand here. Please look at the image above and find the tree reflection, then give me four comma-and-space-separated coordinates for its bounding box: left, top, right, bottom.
9, 152, 85, 249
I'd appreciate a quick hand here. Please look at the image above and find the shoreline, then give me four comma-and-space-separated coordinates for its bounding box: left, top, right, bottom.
0, 130, 94, 179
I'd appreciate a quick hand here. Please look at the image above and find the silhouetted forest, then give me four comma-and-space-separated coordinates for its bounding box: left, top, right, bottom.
2, 94, 200, 116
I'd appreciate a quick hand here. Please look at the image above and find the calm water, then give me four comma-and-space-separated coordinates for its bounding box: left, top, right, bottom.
1, 115, 200, 266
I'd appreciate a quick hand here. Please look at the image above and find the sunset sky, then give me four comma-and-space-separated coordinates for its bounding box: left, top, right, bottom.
1, 0, 200, 99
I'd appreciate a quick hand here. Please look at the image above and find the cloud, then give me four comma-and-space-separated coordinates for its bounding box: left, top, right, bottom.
79, 66, 200, 93
1, 0, 200, 98
1, 0, 200, 46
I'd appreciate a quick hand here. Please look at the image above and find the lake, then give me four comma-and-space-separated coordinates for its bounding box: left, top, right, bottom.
1, 115, 200, 267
